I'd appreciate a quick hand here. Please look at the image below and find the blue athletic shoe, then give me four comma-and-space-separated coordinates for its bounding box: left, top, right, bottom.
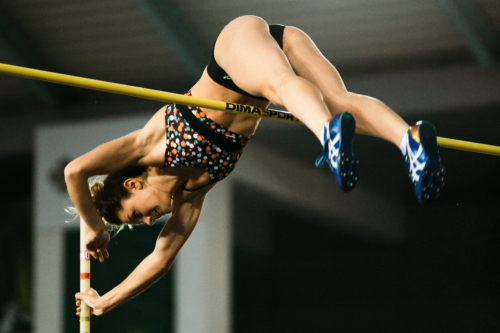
402, 121, 445, 203
316, 112, 360, 192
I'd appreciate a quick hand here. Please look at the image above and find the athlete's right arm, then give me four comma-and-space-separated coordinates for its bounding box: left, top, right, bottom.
64, 107, 166, 261
64, 130, 148, 260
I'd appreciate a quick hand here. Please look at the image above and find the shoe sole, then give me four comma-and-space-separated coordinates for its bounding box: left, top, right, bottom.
335, 113, 360, 192
416, 121, 445, 202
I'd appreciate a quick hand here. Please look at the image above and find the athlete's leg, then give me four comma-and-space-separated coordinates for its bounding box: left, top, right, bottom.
215, 16, 331, 140
281, 26, 444, 202
215, 16, 444, 200
282, 26, 408, 147
216, 16, 359, 191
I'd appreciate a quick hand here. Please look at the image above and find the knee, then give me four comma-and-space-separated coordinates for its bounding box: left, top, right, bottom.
265, 73, 321, 106
259, 74, 288, 106
330, 92, 383, 114
325, 91, 361, 111
282, 26, 308, 50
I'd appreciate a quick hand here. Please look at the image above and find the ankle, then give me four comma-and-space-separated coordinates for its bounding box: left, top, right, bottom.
319, 120, 330, 146
399, 129, 409, 154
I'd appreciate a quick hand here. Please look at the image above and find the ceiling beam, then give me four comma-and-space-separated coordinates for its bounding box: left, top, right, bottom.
131, 0, 209, 78
0, 9, 61, 111
434, 0, 499, 67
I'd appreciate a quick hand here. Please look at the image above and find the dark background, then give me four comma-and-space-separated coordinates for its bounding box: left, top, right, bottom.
0, 0, 499, 332
0, 155, 32, 332
0, 102, 499, 333
233, 106, 500, 333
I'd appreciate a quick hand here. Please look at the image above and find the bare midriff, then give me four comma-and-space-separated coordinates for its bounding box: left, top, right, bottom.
190, 69, 270, 137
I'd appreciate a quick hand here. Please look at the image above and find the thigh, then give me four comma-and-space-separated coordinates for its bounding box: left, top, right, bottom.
281, 26, 351, 113
215, 16, 295, 103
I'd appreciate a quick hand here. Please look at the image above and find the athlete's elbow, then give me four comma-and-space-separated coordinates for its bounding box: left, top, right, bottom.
158, 255, 175, 274
163, 259, 175, 274
64, 160, 84, 182
151, 250, 175, 274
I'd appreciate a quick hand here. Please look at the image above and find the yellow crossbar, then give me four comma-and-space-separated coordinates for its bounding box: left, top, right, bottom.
1, 62, 499, 156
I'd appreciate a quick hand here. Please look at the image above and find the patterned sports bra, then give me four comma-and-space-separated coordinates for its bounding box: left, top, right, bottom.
162, 92, 250, 191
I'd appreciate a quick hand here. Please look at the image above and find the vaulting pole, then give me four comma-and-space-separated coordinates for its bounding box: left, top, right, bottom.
1, 62, 499, 156
80, 217, 91, 333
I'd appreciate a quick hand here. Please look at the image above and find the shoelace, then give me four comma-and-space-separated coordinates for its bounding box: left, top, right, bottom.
405, 137, 426, 183
316, 123, 340, 169
326, 132, 340, 169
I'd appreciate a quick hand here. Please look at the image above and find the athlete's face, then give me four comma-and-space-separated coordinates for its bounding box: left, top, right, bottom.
117, 179, 172, 226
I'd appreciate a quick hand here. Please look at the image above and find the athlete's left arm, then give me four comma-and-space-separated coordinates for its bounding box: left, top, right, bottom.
75, 185, 215, 316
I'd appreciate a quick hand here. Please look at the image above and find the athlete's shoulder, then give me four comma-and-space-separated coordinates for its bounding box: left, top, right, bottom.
132, 106, 169, 165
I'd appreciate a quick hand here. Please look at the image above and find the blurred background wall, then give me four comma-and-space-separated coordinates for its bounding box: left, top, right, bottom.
0, 0, 499, 332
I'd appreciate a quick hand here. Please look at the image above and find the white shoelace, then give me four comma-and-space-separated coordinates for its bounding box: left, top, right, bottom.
327, 132, 340, 169
405, 136, 426, 183
322, 123, 341, 169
